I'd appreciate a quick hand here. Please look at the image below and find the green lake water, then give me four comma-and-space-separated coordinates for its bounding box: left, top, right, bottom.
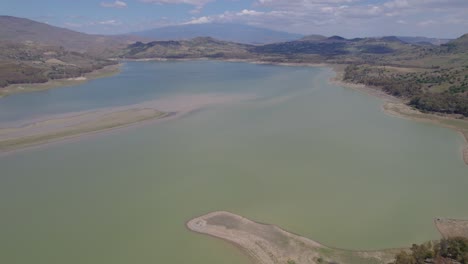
1, 61, 467, 264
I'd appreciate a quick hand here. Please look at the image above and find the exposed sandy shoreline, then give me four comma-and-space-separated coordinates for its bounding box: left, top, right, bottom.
120, 57, 330, 68
0, 93, 254, 154
383, 102, 468, 165
188, 212, 468, 264
0, 64, 122, 98
2, 58, 467, 164
187, 211, 400, 264
434, 218, 468, 239
329, 65, 468, 166
124, 57, 468, 165
0, 107, 168, 153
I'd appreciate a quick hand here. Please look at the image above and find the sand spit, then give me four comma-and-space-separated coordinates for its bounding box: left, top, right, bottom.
435, 218, 468, 239
0, 93, 254, 153
187, 211, 399, 264
0, 108, 168, 153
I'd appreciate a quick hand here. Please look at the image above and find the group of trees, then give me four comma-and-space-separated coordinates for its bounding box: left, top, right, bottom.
0, 60, 116, 88
0, 62, 48, 87
394, 237, 468, 264
344, 64, 468, 117
409, 94, 468, 117
344, 64, 423, 98
0, 41, 118, 88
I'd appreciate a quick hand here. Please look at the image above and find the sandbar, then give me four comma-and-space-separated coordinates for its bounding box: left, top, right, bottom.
0, 93, 254, 154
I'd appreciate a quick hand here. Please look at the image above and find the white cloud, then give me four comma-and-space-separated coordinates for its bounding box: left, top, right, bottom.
100, 0, 127, 8
237, 9, 264, 16
140, 0, 214, 13
66, 0, 468, 37
173, 0, 468, 38
418, 19, 437, 27
384, 0, 409, 9
98, 19, 122, 25
184, 16, 212, 24
64, 22, 83, 28
140, 0, 213, 8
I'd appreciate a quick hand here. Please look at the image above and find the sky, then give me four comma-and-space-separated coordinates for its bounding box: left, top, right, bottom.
1, 0, 468, 38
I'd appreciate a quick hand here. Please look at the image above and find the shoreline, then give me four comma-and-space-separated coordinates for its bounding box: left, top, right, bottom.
0, 93, 254, 155
186, 211, 401, 264
120, 57, 330, 68
434, 218, 468, 239
187, 212, 468, 264
383, 102, 468, 165
0, 64, 122, 98
0, 107, 170, 154
329, 65, 468, 166
1, 58, 467, 164
122, 56, 468, 165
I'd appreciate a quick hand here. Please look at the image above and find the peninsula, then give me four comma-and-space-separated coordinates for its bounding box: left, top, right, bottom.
187, 212, 468, 264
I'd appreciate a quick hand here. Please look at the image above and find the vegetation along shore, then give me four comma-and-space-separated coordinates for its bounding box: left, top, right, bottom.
2, 16, 467, 164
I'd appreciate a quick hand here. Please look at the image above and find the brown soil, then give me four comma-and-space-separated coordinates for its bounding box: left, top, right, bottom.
434, 218, 468, 239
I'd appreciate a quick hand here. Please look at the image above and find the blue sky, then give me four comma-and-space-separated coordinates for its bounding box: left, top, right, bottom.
2, 0, 468, 38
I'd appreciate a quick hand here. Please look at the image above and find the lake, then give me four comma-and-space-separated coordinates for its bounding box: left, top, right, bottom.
1, 61, 467, 264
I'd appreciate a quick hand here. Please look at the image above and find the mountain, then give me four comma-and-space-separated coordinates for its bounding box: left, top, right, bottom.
251, 36, 414, 57
119, 37, 252, 59
299, 35, 327, 42
0, 16, 122, 88
131, 23, 303, 45
396, 36, 452, 46
0, 16, 139, 57
445, 33, 468, 51
0, 40, 116, 88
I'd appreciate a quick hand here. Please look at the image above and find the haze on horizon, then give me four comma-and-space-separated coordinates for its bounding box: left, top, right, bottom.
1, 0, 468, 38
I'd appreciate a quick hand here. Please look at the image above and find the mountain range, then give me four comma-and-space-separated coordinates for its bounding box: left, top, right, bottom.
0, 16, 139, 57
131, 23, 303, 45
0, 15, 467, 116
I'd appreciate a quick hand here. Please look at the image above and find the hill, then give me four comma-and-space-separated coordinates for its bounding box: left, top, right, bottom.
119, 37, 252, 59
299, 34, 327, 42
0, 16, 122, 89
0, 16, 138, 57
1, 15, 466, 117
444, 33, 468, 52
0, 40, 116, 88
120, 33, 468, 116
343, 34, 468, 116
251, 36, 415, 60
131, 23, 303, 45
396, 36, 452, 46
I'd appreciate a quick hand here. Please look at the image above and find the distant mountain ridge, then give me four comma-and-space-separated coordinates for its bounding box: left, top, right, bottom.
1, 15, 467, 118
131, 23, 303, 44
395, 36, 452, 45
299, 35, 327, 42
0, 16, 140, 57
0, 16, 120, 88
119, 37, 252, 59
445, 33, 468, 51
